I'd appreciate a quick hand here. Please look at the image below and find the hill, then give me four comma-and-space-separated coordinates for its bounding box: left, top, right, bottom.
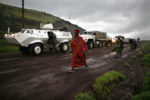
0, 3, 85, 39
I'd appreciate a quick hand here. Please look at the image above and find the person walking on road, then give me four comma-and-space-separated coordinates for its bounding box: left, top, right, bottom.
113, 38, 124, 58
133, 39, 137, 50
129, 39, 137, 50
129, 39, 133, 50
69, 29, 88, 73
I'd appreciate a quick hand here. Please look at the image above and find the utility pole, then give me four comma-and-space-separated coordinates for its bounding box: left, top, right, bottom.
22, 0, 24, 28
69, 8, 71, 20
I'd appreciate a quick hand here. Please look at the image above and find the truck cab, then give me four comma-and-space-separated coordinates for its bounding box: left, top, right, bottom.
80, 31, 109, 49
80, 31, 96, 49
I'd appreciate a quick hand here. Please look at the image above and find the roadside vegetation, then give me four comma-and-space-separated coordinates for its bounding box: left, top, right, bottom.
130, 71, 150, 100
0, 39, 18, 54
75, 71, 125, 100
75, 42, 150, 100
75, 91, 95, 100
124, 62, 131, 68
130, 42, 150, 100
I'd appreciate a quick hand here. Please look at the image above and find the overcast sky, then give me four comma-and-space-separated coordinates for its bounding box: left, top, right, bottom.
0, 0, 150, 40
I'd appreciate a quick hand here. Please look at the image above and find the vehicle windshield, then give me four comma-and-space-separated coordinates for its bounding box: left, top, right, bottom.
82, 32, 93, 35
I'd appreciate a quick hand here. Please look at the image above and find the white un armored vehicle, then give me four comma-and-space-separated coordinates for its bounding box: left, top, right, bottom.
80, 31, 112, 49
5, 24, 72, 55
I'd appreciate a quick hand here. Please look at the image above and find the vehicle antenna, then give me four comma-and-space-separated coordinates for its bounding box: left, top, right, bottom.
22, 0, 24, 28
69, 8, 71, 20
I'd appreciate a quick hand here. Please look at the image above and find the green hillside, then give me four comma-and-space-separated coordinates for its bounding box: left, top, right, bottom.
0, 3, 85, 39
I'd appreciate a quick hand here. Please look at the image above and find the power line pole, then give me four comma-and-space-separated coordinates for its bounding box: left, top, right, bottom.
69, 8, 71, 20
22, 0, 24, 28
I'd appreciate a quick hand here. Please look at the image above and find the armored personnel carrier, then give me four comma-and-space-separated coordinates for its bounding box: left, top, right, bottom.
5, 24, 72, 55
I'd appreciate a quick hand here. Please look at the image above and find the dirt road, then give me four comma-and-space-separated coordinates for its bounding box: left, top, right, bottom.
0, 45, 136, 100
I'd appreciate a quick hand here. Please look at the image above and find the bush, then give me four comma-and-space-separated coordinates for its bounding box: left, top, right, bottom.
142, 53, 150, 67
142, 71, 150, 91
130, 91, 150, 100
137, 51, 143, 57
125, 63, 131, 68
75, 91, 95, 100
130, 71, 150, 100
141, 43, 150, 51
131, 55, 136, 59
93, 71, 125, 99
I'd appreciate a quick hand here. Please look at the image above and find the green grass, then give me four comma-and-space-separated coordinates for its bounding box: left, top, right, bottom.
130, 42, 150, 100
137, 50, 143, 57
130, 91, 150, 100
142, 71, 150, 91
93, 71, 125, 99
130, 71, 150, 100
131, 55, 136, 59
75, 91, 95, 100
0, 39, 19, 54
0, 3, 61, 39
141, 43, 150, 52
125, 63, 131, 68
142, 53, 150, 67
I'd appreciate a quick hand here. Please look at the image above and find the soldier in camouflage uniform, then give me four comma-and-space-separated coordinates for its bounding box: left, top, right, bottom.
113, 38, 124, 58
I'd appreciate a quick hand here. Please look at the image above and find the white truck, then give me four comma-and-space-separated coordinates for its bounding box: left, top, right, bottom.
4, 24, 72, 55
80, 31, 112, 49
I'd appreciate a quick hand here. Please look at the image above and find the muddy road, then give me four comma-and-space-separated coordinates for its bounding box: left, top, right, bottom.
0, 45, 136, 100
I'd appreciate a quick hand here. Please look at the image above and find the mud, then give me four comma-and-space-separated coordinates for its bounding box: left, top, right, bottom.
0, 45, 142, 100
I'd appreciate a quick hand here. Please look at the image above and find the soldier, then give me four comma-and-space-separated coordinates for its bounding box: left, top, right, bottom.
113, 38, 124, 58
47, 31, 56, 53
129, 39, 134, 50
133, 39, 137, 50
137, 38, 140, 47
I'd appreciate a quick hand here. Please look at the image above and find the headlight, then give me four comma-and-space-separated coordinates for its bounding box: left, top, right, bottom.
112, 39, 116, 43
84, 38, 88, 41
4, 34, 7, 38
12, 33, 20, 37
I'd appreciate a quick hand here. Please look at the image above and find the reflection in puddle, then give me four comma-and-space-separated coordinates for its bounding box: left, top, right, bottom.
87, 58, 96, 63
0, 69, 19, 75
61, 52, 116, 71
89, 62, 107, 69
61, 47, 135, 71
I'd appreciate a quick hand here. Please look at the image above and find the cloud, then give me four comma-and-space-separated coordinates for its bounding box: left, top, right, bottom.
0, 0, 150, 40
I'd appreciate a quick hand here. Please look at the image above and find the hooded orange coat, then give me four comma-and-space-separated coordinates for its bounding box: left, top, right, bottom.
71, 35, 88, 68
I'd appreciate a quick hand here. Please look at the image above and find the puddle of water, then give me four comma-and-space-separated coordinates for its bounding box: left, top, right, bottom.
61, 66, 71, 71
61, 47, 135, 71
89, 61, 107, 69
87, 58, 96, 63
61, 52, 117, 71
0, 57, 21, 62
122, 54, 128, 58
27, 73, 56, 85
0, 69, 19, 75
61, 56, 71, 60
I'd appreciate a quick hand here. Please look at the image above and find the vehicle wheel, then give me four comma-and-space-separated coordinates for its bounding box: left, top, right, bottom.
88, 41, 94, 49
19, 46, 29, 55
60, 43, 69, 53
29, 43, 43, 55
